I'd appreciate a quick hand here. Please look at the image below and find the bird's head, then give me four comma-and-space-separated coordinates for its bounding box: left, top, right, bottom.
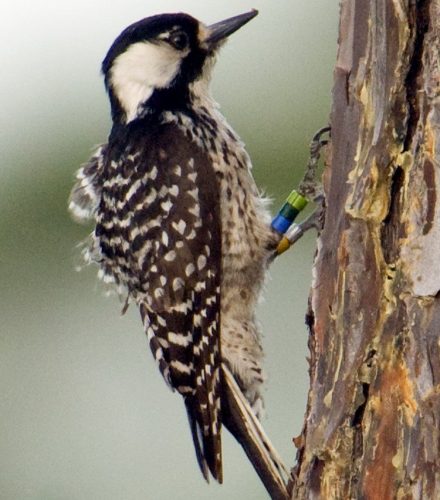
102, 10, 258, 123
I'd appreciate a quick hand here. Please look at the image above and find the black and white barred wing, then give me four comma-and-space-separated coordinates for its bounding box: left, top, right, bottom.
96, 124, 223, 482
69, 145, 106, 222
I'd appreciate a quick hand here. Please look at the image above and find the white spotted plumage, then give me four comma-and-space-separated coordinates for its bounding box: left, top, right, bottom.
69, 11, 288, 499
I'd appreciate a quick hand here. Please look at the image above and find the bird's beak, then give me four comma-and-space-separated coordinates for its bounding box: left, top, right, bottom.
204, 10, 258, 45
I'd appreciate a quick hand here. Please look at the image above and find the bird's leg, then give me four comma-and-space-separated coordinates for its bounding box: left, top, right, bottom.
271, 126, 330, 257
279, 194, 325, 249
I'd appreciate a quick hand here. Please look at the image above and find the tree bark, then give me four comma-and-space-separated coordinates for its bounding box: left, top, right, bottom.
290, 1, 440, 498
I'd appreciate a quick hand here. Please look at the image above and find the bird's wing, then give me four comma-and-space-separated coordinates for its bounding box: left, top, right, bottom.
97, 122, 223, 482
69, 144, 107, 222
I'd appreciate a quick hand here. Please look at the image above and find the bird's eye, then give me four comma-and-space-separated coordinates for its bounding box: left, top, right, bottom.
168, 31, 189, 51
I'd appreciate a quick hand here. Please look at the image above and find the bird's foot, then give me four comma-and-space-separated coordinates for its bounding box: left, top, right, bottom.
272, 126, 330, 256
298, 126, 330, 202
272, 127, 331, 256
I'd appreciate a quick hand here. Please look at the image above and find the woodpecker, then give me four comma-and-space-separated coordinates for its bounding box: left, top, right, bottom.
69, 11, 288, 499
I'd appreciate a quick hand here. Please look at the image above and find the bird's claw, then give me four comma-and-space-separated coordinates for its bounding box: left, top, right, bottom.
298, 126, 330, 201
273, 124, 330, 257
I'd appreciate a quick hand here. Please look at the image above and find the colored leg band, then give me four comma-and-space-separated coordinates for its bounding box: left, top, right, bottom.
271, 190, 308, 234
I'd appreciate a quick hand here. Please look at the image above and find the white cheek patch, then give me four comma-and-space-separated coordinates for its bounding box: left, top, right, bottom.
110, 41, 184, 122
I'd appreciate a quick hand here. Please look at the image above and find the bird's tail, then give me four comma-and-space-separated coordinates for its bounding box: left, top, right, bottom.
221, 363, 289, 500
184, 395, 223, 484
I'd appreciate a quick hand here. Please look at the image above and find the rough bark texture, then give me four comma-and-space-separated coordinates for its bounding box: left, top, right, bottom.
290, 1, 440, 498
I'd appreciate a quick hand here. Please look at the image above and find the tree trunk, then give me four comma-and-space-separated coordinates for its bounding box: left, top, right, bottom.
290, 1, 440, 498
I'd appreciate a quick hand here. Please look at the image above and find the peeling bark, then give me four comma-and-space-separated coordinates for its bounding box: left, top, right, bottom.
290, 1, 440, 498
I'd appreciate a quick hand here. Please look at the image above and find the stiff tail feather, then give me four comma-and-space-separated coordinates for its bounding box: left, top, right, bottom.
185, 393, 223, 483
185, 397, 210, 482
221, 363, 289, 500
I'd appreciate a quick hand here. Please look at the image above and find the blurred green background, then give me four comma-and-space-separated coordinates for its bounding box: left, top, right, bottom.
0, 1, 338, 499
